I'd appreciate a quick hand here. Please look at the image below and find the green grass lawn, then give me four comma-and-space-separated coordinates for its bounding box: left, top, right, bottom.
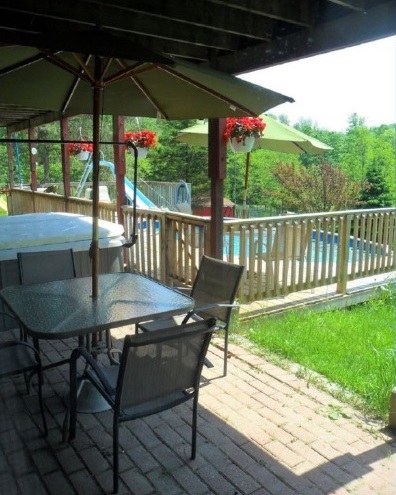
235, 283, 396, 420
0, 194, 8, 215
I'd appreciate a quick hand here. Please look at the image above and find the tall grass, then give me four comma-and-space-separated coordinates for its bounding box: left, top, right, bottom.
236, 283, 396, 420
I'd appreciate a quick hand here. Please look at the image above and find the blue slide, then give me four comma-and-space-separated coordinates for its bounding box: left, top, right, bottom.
76, 160, 157, 209
123, 176, 157, 209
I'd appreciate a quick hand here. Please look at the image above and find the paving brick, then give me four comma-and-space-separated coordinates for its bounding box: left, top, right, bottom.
17, 472, 48, 495
195, 463, 237, 494
125, 443, 159, 474
147, 468, 184, 495
119, 466, 155, 495
79, 445, 111, 475
1, 334, 395, 495
171, 464, 208, 495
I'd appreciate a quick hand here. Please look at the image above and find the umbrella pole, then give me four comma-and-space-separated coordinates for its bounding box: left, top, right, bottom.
242, 151, 251, 219
91, 57, 103, 298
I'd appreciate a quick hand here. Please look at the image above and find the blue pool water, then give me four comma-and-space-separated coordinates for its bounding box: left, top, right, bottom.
223, 232, 365, 263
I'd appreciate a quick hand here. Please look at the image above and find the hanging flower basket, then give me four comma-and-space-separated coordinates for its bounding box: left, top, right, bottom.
224, 116, 266, 153
75, 150, 90, 161
229, 136, 255, 153
129, 147, 148, 159
124, 130, 157, 159
68, 142, 93, 160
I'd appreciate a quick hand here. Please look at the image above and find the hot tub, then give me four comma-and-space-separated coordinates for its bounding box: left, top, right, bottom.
0, 212, 126, 288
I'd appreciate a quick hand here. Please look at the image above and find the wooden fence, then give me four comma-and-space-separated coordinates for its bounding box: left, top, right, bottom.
6, 189, 396, 303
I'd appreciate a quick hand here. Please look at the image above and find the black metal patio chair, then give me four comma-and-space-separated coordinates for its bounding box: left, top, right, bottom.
136, 255, 245, 376
67, 317, 217, 494
0, 311, 47, 436
18, 249, 117, 364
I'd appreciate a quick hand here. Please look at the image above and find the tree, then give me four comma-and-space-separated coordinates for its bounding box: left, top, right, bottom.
144, 119, 211, 199
359, 163, 393, 208
270, 161, 362, 212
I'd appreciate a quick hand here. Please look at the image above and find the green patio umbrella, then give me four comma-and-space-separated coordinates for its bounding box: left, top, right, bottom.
175, 114, 332, 153
0, 38, 294, 295
176, 114, 332, 216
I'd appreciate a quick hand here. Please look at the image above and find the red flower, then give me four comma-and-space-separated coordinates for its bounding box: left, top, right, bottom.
67, 142, 94, 155
124, 130, 157, 149
223, 117, 266, 143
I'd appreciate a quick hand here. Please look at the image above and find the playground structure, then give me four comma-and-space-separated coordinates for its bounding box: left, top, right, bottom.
75, 157, 192, 214
76, 158, 158, 209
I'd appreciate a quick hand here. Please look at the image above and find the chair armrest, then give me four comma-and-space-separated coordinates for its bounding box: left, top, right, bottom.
1, 339, 42, 363
173, 286, 192, 295
70, 347, 116, 397
0, 310, 18, 323
182, 302, 239, 324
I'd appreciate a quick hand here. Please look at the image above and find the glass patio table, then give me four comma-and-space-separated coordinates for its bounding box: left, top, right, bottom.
0, 272, 194, 340
0, 272, 194, 413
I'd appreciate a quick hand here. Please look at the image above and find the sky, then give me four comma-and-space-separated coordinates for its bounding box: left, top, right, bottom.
239, 35, 396, 132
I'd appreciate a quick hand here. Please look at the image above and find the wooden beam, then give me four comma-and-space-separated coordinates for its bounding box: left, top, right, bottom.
60, 118, 71, 200
208, 118, 227, 259
113, 115, 126, 226
326, 0, 365, 11
216, 1, 396, 74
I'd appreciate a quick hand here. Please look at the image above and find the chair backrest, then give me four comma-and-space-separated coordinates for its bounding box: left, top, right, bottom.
190, 255, 245, 325
116, 318, 216, 413
18, 249, 76, 285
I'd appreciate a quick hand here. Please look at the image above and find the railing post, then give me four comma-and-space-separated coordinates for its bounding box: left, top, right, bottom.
336, 213, 352, 294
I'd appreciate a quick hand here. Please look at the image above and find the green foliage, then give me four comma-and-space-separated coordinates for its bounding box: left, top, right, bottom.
144, 119, 211, 198
359, 163, 394, 207
271, 160, 361, 212
1, 113, 394, 212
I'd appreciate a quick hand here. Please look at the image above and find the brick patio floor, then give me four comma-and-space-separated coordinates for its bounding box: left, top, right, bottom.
1, 326, 395, 495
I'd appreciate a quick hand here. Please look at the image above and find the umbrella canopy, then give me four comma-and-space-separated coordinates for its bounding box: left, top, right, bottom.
0, 41, 294, 296
175, 114, 332, 153
176, 114, 332, 218
0, 45, 294, 123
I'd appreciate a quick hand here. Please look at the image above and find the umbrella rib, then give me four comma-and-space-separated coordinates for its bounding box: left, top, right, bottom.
129, 76, 168, 119
156, 64, 254, 116
71, 53, 96, 84
62, 54, 93, 114
292, 141, 308, 153
0, 52, 60, 76
114, 59, 168, 118
43, 51, 93, 85
104, 60, 149, 84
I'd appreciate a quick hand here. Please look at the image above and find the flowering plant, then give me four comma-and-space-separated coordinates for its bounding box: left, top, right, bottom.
223, 116, 266, 144
67, 142, 93, 155
124, 130, 157, 149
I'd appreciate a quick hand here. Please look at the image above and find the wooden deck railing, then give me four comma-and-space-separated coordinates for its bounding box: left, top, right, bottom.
7, 188, 395, 303
7, 188, 117, 222
122, 207, 395, 302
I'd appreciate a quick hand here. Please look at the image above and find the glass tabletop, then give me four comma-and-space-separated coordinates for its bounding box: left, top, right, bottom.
0, 272, 194, 340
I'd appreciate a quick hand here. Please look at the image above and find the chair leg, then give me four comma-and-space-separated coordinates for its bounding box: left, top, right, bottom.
223, 327, 229, 377
36, 366, 48, 437
191, 396, 197, 460
26, 337, 42, 390
68, 355, 78, 441
106, 329, 119, 365
113, 418, 119, 493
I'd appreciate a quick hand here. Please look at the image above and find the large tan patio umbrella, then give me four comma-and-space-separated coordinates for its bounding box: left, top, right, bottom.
176, 114, 332, 216
0, 36, 293, 296
176, 114, 333, 153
